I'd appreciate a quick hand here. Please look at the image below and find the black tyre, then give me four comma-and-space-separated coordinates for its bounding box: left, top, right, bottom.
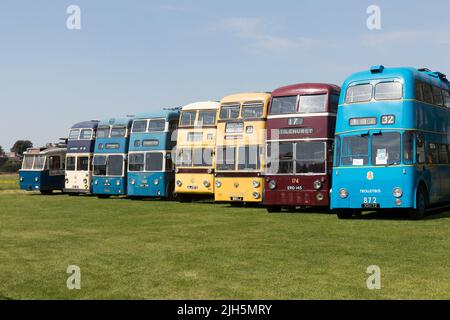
266, 206, 282, 213
40, 190, 53, 195
97, 195, 110, 199
178, 195, 192, 203
409, 186, 427, 220
336, 209, 354, 219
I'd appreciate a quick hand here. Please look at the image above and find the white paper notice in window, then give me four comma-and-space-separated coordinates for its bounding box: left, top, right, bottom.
353, 158, 364, 166
376, 149, 387, 165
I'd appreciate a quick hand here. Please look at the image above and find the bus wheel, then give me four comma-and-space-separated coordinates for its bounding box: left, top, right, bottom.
97, 195, 110, 199
230, 202, 244, 207
40, 190, 53, 195
68, 193, 80, 196
336, 209, 354, 219
266, 206, 282, 213
178, 195, 192, 203
409, 187, 427, 220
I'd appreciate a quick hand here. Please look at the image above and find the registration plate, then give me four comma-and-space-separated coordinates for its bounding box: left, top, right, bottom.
231, 197, 243, 201
361, 203, 380, 208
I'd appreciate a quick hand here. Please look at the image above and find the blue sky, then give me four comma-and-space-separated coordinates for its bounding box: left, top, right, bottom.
1, 0, 450, 150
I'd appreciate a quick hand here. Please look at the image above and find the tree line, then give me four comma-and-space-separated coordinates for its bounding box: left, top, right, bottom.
0, 140, 33, 173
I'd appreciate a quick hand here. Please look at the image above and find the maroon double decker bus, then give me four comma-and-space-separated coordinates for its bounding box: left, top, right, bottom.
264, 83, 340, 212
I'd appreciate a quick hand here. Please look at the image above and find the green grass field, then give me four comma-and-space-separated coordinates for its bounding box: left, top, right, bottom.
0, 174, 19, 191
0, 174, 450, 299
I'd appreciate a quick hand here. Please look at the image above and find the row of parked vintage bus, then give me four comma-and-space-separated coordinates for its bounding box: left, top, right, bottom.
19, 65, 450, 219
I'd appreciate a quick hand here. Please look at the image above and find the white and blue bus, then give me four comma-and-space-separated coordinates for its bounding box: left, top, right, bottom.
331, 65, 450, 219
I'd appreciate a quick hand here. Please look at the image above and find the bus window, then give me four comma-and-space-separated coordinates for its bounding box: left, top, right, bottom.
198, 110, 216, 126
145, 153, 163, 171
345, 84, 372, 104
33, 155, 46, 170
439, 144, 449, 164
242, 102, 263, 119
80, 129, 93, 140
220, 104, 240, 119
341, 135, 369, 166
69, 129, 80, 140
216, 147, 236, 171
375, 82, 403, 101
414, 81, 423, 101
443, 91, 450, 108
299, 94, 327, 113
22, 155, 34, 170
108, 155, 123, 176
238, 145, 260, 170
275, 142, 294, 174
428, 143, 439, 164
96, 126, 110, 138
66, 156, 76, 171
176, 148, 192, 167
432, 86, 444, 106
49, 156, 61, 170
371, 132, 401, 166
416, 133, 425, 164
77, 156, 89, 171
132, 120, 147, 133
295, 142, 325, 174
111, 126, 127, 138
180, 111, 196, 127
129, 153, 144, 172
422, 84, 434, 104
194, 148, 213, 166
403, 132, 414, 164
270, 96, 297, 115
166, 157, 173, 171
334, 136, 341, 167
93, 155, 107, 176
148, 119, 165, 132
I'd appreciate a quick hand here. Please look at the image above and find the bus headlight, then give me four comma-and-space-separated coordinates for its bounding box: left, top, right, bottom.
131, 179, 135, 185
393, 187, 403, 198
176, 180, 182, 187
116, 180, 121, 186
83, 179, 88, 184
20, 177, 24, 182
316, 193, 324, 201
94, 180, 98, 185
154, 179, 159, 185
35, 177, 39, 182
339, 188, 349, 199
268, 180, 277, 190
252, 180, 260, 188
313, 180, 322, 190
203, 180, 210, 187
252, 191, 260, 199
215, 180, 221, 188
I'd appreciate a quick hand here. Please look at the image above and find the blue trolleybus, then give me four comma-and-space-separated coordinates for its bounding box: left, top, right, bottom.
19, 145, 67, 194
127, 110, 180, 199
65, 120, 99, 194
331, 65, 450, 219
92, 117, 133, 198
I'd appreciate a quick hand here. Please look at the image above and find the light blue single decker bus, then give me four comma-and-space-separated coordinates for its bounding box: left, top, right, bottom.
92, 117, 133, 198
127, 109, 180, 199
331, 65, 450, 219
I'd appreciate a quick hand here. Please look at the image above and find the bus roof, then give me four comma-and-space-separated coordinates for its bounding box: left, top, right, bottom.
71, 120, 99, 129
343, 66, 450, 90
220, 92, 271, 104
134, 109, 180, 121
24, 146, 66, 156
97, 117, 134, 126
272, 83, 340, 97
182, 101, 220, 111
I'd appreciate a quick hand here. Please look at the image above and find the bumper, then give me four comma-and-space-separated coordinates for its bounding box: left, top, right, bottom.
214, 176, 264, 202
174, 173, 214, 195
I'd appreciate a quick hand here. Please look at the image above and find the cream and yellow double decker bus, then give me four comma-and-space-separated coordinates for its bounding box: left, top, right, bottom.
214, 92, 271, 203
175, 101, 220, 202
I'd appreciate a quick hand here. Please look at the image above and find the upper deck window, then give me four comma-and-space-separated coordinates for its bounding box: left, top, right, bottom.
96, 126, 110, 138
80, 129, 93, 140
180, 111, 196, 127
299, 94, 327, 113
69, 129, 80, 140
374, 82, 403, 100
432, 86, 444, 106
242, 102, 263, 119
270, 96, 297, 115
111, 125, 127, 137
220, 104, 240, 119
345, 84, 372, 104
148, 119, 166, 132
198, 110, 216, 126
444, 91, 450, 108
132, 120, 147, 133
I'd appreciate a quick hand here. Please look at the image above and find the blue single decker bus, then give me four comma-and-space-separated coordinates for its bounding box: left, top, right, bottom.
92, 117, 133, 197
127, 109, 180, 199
331, 65, 450, 219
